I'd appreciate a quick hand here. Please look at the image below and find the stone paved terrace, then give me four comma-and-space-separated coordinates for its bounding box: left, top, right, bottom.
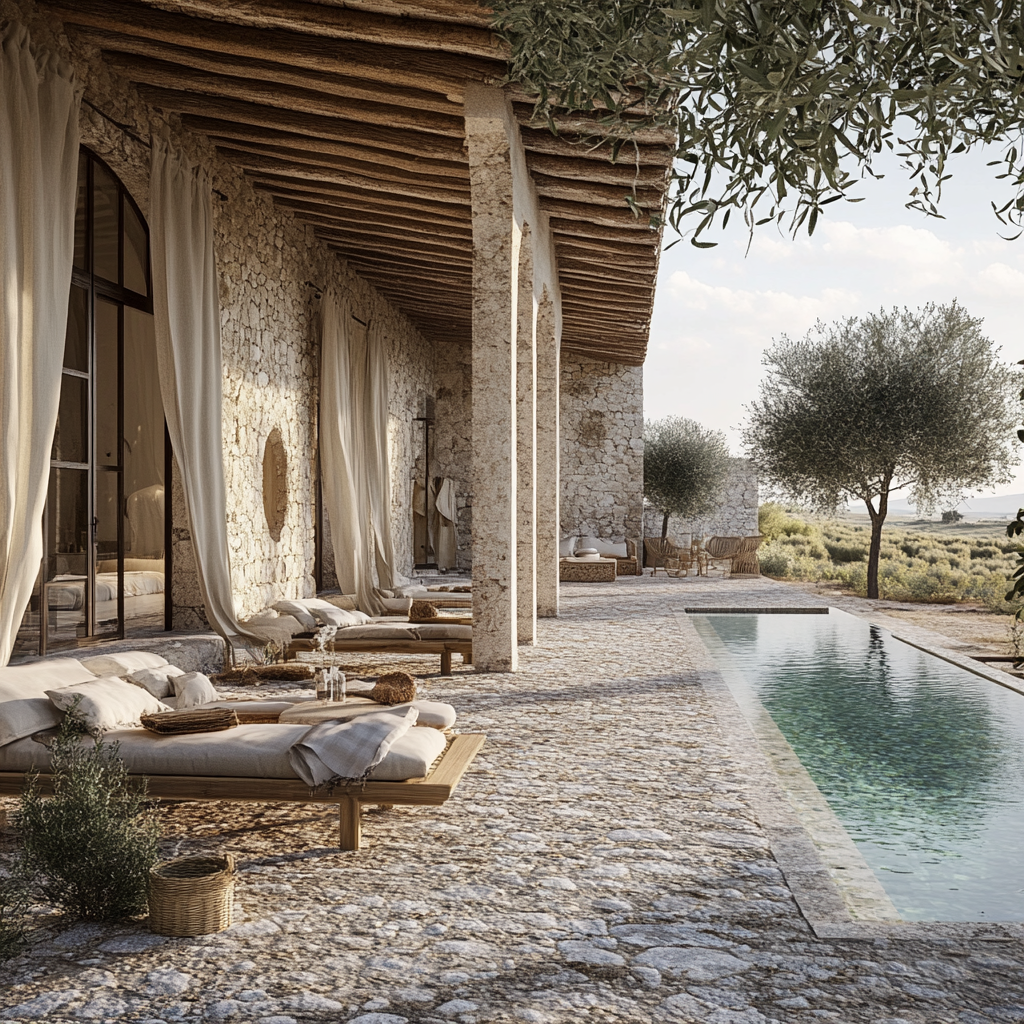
3, 574, 1024, 1023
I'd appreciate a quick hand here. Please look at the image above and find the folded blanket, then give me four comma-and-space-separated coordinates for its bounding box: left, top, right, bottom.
288, 707, 418, 787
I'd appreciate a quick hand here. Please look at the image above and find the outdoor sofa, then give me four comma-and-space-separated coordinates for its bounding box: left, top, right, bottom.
0, 653, 483, 850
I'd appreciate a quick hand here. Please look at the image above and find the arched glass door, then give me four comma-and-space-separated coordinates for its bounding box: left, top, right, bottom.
14, 149, 169, 659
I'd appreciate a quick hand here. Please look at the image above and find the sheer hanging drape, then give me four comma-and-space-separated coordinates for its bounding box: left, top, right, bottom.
150, 138, 249, 641
320, 289, 397, 614
0, 24, 81, 666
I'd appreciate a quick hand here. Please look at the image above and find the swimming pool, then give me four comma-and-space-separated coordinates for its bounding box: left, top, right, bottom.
693, 608, 1024, 922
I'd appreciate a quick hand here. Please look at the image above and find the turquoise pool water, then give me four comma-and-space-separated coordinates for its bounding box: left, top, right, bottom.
693, 609, 1024, 922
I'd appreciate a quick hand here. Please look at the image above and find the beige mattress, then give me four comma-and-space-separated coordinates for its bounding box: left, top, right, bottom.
0, 723, 447, 782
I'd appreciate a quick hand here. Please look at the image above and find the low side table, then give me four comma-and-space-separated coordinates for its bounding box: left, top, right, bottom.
559, 557, 617, 583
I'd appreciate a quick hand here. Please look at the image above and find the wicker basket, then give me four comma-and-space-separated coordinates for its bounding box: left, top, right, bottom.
141, 708, 239, 735
149, 853, 235, 937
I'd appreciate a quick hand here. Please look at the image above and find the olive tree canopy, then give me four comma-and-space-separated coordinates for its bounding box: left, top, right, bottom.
742, 302, 1019, 598
644, 417, 731, 537
490, 1, 1024, 244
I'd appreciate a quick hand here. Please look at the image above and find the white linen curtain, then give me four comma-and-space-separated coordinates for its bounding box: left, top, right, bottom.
150, 138, 248, 641
320, 288, 397, 614
0, 24, 81, 666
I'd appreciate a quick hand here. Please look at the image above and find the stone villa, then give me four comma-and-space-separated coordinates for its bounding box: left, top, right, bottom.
1, 0, 673, 672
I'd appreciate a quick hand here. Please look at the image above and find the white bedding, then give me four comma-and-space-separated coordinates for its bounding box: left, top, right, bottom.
0, 723, 447, 782
47, 571, 164, 610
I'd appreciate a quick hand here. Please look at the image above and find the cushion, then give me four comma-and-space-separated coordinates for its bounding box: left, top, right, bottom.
392, 585, 431, 599
271, 601, 318, 631
559, 536, 578, 558
380, 597, 412, 615
79, 651, 169, 678
412, 624, 473, 640
321, 594, 358, 611
46, 676, 171, 736
0, 658, 98, 748
242, 614, 306, 647
127, 665, 185, 700
333, 624, 419, 640
172, 672, 218, 710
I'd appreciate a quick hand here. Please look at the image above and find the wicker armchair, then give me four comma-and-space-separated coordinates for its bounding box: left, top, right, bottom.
705, 535, 766, 575
643, 536, 684, 576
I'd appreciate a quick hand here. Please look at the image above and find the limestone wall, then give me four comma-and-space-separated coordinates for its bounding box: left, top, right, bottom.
643, 457, 759, 542
559, 358, 644, 543
431, 342, 473, 569
7, 3, 438, 624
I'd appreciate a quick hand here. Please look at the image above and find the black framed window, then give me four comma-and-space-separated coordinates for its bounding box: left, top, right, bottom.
14, 149, 170, 660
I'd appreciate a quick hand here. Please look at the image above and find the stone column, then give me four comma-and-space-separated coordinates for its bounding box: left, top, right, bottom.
516, 226, 537, 644
535, 288, 560, 617
465, 83, 519, 672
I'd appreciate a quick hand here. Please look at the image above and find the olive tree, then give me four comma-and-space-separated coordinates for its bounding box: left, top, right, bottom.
644, 417, 731, 537
743, 302, 1019, 598
490, 1, 1024, 243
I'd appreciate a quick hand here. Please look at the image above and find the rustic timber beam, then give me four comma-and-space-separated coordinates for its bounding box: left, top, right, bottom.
549, 218, 661, 246
319, 234, 473, 264
116, 58, 465, 138
519, 126, 674, 166
299, 216, 471, 252
81, 30, 460, 117
210, 138, 469, 194
248, 175, 470, 223
270, 197, 473, 238
335, 250, 474, 278
213, 147, 468, 204
45, 0, 494, 96
540, 196, 663, 230
321, 1, 492, 29
182, 117, 468, 180
531, 172, 665, 209
124, 0, 503, 59
526, 152, 671, 188
135, 90, 467, 162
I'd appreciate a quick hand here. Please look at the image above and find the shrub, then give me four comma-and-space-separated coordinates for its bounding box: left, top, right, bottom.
17, 714, 160, 922
758, 541, 793, 577
758, 502, 814, 541
0, 872, 29, 962
942, 510, 964, 523
826, 541, 868, 563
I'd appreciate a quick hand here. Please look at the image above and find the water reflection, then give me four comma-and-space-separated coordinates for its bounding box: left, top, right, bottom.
696, 609, 1024, 921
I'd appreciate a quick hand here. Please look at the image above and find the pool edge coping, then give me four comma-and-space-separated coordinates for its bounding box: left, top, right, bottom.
680, 609, 1024, 943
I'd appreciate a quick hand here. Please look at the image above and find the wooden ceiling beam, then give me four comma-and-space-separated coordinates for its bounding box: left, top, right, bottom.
527, 152, 671, 188
541, 196, 665, 230
271, 197, 473, 238
45, 0, 491, 96
321, 235, 472, 264
182, 116, 467, 179
337, 250, 472, 277
520, 125, 674, 166
317, 1, 492, 29
554, 235, 660, 260
124, 0, 502, 59
117, 58, 465, 138
532, 172, 666, 210
549, 217, 661, 246
513, 104, 677, 147
248, 174, 469, 222
82, 29, 459, 117
211, 138, 468, 194
213, 147, 468, 204
137, 89, 466, 161
302, 217, 471, 253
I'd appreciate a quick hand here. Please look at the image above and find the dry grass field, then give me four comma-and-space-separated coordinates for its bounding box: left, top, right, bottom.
758, 503, 1024, 614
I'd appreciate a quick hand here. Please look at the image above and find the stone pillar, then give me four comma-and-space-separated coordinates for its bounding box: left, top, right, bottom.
465, 83, 519, 672
535, 288, 560, 617
516, 226, 537, 644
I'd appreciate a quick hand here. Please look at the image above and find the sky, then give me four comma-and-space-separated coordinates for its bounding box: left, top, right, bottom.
644, 143, 1024, 503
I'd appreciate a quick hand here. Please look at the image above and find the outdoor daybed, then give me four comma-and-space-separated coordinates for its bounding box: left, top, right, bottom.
0, 655, 484, 850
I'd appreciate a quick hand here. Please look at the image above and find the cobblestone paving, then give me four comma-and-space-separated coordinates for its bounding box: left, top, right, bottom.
3, 574, 1024, 1023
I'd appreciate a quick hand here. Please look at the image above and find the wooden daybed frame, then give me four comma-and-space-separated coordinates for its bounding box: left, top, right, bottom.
284, 636, 473, 675
0, 733, 485, 851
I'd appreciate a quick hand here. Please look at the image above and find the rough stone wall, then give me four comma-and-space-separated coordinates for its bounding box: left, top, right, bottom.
643, 457, 759, 541
559, 358, 644, 542
431, 342, 473, 568
8, 4, 435, 622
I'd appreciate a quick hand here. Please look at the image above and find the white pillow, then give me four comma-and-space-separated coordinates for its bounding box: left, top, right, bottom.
47, 677, 171, 736
559, 536, 578, 558
333, 608, 371, 628
577, 535, 601, 553
0, 658, 98, 747
380, 597, 412, 615
79, 651, 168, 678
271, 600, 317, 631
301, 598, 348, 627
127, 665, 185, 700
173, 672, 218, 709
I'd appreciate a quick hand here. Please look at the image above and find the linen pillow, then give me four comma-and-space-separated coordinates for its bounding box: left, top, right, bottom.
0, 658, 98, 747
47, 676, 171, 736
379, 597, 412, 615
301, 598, 349, 628
172, 672, 218, 709
271, 600, 318, 631
79, 651, 168, 678
127, 665, 185, 700
321, 594, 358, 611
559, 536, 578, 558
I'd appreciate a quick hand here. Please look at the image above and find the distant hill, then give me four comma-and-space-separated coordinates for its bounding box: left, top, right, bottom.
886, 493, 1024, 516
